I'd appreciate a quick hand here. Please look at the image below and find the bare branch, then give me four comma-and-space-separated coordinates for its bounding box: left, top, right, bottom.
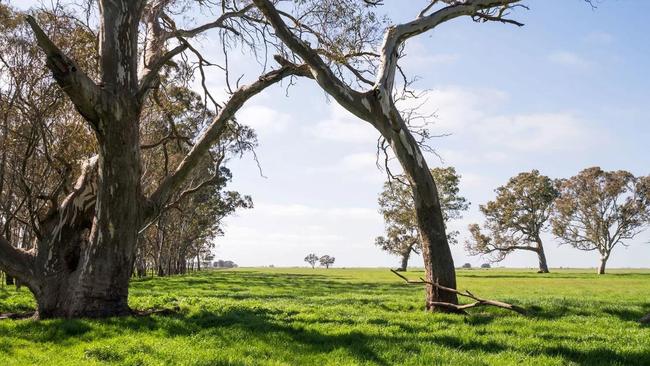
0, 234, 36, 283
251, 0, 370, 120
24, 15, 102, 127
375, 0, 522, 93
137, 43, 188, 101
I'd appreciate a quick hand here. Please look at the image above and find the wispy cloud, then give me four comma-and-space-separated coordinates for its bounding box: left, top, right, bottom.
307, 105, 379, 144
548, 51, 594, 69
238, 105, 292, 136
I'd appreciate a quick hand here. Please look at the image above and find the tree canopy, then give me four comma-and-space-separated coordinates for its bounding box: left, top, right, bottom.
552, 167, 650, 274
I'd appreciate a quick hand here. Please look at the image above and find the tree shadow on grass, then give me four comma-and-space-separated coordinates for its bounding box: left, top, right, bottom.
602, 304, 650, 323
160, 307, 392, 366
541, 346, 650, 366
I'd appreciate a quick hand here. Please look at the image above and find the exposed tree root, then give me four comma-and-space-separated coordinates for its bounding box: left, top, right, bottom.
391, 269, 526, 315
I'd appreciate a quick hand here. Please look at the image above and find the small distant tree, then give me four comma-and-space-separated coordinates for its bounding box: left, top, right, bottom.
304, 254, 319, 269
466, 170, 558, 273
319, 255, 335, 269
376, 167, 469, 271
461, 263, 472, 269
552, 168, 650, 275
481, 263, 491, 269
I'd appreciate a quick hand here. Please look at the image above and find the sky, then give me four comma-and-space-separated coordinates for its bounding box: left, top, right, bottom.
14, 0, 650, 269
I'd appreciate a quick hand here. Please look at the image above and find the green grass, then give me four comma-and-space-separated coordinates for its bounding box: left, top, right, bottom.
0, 268, 649, 365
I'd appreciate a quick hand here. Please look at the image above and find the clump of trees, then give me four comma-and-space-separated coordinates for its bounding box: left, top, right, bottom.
466, 170, 557, 273
319, 255, 336, 269
375, 167, 469, 271
467, 168, 650, 275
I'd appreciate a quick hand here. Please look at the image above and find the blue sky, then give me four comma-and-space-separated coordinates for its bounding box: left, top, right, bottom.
15, 1, 650, 269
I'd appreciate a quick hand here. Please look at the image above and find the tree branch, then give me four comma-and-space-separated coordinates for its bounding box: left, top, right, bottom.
0, 234, 35, 282
165, 5, 254, 39
391, 269, 526, 315
251, 0, 370, 121
145, 61, 310, 220
137, 42, 188, 101
375, 0, 521, 93
25, 15, 102, 127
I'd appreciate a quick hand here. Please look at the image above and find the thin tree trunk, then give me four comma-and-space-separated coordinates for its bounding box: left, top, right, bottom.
397, 248, 411, 272
598, 255, 609, 275
536, 240, 550, 273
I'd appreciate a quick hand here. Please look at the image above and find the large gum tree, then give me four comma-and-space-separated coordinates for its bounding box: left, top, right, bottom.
0, 1, 309, 319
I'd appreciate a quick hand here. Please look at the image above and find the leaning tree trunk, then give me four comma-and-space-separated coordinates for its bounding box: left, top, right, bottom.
382, 114, 459, 310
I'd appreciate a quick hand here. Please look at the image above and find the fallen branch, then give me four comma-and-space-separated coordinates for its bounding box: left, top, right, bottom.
390, 269, 526, 315
641, 313, 650, 325
0, 311, 35, 320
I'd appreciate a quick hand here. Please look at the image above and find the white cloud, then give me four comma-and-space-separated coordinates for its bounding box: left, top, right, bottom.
401, 40, 461, 70
402, 86, 600, 156
308, 104, 380, 144
306, 152, 389, 184
252, 202, 378, 220
548, 51, 594, 69
480, 113, 594, 152
215, 202, 387, 266
400, 87, 509, 133
238, 105, 292, 136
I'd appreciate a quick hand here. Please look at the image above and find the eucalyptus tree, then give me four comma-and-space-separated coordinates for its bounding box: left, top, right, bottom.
304, 253, 319, 268
466, 170, 558, 273
319, 255, 335, 269
552, 168, 650, 275
0, 1, 302, 318
252, 0, 526, 310
376, 167, 469, 271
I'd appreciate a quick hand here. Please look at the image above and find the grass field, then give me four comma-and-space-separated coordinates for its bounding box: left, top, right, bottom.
0, 268, 649, 365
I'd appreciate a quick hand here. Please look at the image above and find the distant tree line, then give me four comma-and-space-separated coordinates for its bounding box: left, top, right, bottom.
377, 168, 650, 275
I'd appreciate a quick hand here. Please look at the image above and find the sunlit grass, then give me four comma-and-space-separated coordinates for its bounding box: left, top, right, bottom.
0, 268, 649, 365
